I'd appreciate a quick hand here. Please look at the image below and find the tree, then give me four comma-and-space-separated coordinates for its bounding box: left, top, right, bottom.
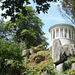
0, 18, 12, 40
0, 18, 6, 38
0, 38, 23, 75
0, 18, 5, 32
0, 0, 56, 20
59, 0, 75, 24
3, 6, 47, 48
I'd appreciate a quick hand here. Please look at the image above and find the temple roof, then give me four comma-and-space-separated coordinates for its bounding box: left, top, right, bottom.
49, 24, 75, 32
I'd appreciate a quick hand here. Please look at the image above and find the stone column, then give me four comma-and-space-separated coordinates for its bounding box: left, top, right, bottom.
52, 30, 53, 40
71, 29, 72, 39
55, 29, 56, 39
59, 28, 60, 38
63, 28, 65, 38
67, 28, 69, 39
73, 31, 74, 40
50, 31, 52, 41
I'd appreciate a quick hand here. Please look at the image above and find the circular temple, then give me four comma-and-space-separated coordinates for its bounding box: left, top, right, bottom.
49, 24, 75, 47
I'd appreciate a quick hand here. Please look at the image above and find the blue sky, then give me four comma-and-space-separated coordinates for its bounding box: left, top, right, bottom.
28, 1, 67, 44
0, 1, 73, 46
29, 1, 74, 46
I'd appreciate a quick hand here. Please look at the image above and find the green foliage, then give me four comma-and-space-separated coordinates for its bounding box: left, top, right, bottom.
0, 0, 55, 20
0, 38, 23, 75
36, 51, 52, 60
64, 60, 72, 69
42, 65, 57, 75
24, 50, 55, 75
60, 69, 75, 75
64, 56, 74, 70
61, 0, 75, 24
0, 18, 6, 38
23, 64, 57, 75
23, 67, 40, 75
32, 41, 49, 53
19, 41, 27, 50
3, 6, 47, 49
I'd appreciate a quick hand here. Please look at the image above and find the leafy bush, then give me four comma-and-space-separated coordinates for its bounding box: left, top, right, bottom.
37, 51, 52, 60
60, 69, 75, 75
23, 50, 55, 75
64, 60, 72, 69
42, 65, 57, 75
30, 53, 36, 62
0, 39, 24, 75
64, 56, 74, 70
32, 41, 49, 53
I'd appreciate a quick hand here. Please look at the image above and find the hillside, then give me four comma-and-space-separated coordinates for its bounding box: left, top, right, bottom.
22, 41, 75, 75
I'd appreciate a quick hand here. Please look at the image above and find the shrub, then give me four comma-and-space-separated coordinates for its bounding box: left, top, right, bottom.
61, 69, 75, 75
32, 41, 48, 53
0, 39, 24, 75
30, 53, 36, 62
64, 60, 72, 69
25, 50, 54, 75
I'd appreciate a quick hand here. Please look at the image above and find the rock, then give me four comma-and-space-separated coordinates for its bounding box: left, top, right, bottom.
43, 70, 48, 75
63, 46, 68, 51
68, 44, 75, 56
56, 63, 64, 74
52, 39, 66, 64
71, 58, 75, 62
71, 63, 75, 69
29, 48, 34, 54
63, 46, 70, 57
49, 47, 52, 51
22, 50, 27, 56
43, 70, 51, 75
22, 48, 34, 58
33, 55, 45, 63
63, 44, 75, 57
22, 50, 30, 58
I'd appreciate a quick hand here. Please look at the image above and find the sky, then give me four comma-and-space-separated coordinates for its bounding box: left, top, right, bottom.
28, 1, 72, 45
0, 1, 74, 47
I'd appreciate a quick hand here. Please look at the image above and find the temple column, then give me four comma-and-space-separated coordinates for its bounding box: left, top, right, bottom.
73, 31, 74, 40
67, 28, 69, 39
52, 30, 53, 40
50, 31, 52, 41
63, 28, 65, 38
50, 31, 51, 41
55, 29, 56, 39
59, 28, 60, 38
71, 29, 72, 39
